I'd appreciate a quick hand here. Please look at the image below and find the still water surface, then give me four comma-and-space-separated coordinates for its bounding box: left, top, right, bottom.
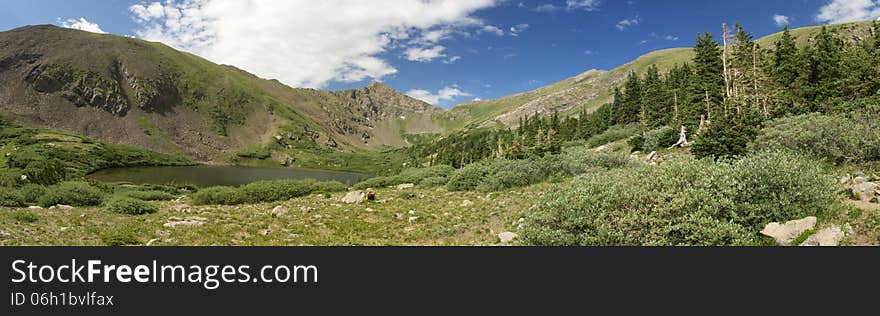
88, 165, 367, 187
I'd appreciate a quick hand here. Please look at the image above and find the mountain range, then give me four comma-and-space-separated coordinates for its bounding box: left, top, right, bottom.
0, 21, 874, 166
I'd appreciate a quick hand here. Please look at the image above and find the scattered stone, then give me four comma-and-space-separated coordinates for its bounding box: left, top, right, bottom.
408, 210, 416, 215
396, 183, 415, 190
146, 238, 160, 246
850, 182, 879, 202
270, 206, 287, 217
800, 226, 845, 247
408, 216, 420, 223
27, 206, 43, 210
173, 204, 191, 212
839, 175, 852, 184
163, 217, 207, 228
0, 231, 9, 239
853, 176, 868, 185
593, 144, 609, 152
460, 200, 474, 207
646, 151, 659, 163
341, 190, 366, 204
365, 208, 375, 212
49, 205, 74, 211
300, 206, 316, 213
760, 216, 817, 246
259, 229, 271, 236
498, 232, 518, 244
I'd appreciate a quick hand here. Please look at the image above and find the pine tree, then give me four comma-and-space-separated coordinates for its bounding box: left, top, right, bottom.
619, 71, 643, 124
693, 32, 725, 117
812, 26, 843, 109
641, 65, 669, 128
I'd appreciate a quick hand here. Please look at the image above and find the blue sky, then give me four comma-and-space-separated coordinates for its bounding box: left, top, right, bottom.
1, 0, 877, 108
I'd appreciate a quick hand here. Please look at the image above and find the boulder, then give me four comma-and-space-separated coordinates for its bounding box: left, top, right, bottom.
49, 205, 74, 211
396, 183, 415, 190
760, 216, 817, 246
270, 206, 287, 217
341, 191, 366, 204
853, 176, 868, 184
163, 217, 207, 228
498, 232, 518, 244
408, 216, 420, 223
800, 226, 845, 247
27, 206, 43, 210
850, 182, 879, 201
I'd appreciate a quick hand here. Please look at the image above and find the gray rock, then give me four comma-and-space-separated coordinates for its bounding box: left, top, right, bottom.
839, 175, 851, 184
341, 191, 366, 204
851, 182, 879, 201
408, 216, 420, 223
163, 217, 206, 228
27, 206, 43, 210
270, 205, 287, 217
146, 238, 160, 246
646, 151, 659, 163
498, 232, 518, 244
760, 216, 817, 246
49, 205, 74, 211
853, 176, 868, 184
460, 200, 474, 207
396, 183, 415, 190
800, 226, 845, 247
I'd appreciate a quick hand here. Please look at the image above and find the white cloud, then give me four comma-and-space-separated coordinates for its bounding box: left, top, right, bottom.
481, 25, 505, 36
405, 86, 472, 105
129, 0, 497, 89
816, 0, 880, 24
616, 17, 640, 30
59, 18, 107, 34
444, 56, 462, 64
535, 4, 561, 12
773, 14, 791, 27
510, 23, 530, 36
405, 46, 447, 62
566, 0, 601, 11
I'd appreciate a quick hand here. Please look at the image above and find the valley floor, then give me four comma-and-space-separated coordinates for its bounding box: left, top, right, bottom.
2, 181, 877, 246
0, 185, 550, 246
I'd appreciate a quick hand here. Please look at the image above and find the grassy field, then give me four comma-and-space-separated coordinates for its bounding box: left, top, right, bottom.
0, 184, 548, 246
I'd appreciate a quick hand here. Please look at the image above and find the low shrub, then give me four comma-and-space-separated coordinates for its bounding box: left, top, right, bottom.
10, 210, 38, 223
106, 197, 158, 215
354, 165, 454, 190
191, 186, 244, 205
521, 151, 839, 246
749, 112, 880, 164
585, 124, 642, 148
0, 189, 26, 207
642, 126, 677, 152
191, 179, 347, 205
123, 190, 175, 201
17, 184, 46, 204
100, 229, 140, 246
38, 182, 105, 207
419, 176, 449, 187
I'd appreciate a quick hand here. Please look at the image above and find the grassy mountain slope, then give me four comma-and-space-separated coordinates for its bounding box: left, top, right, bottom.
0, 25, 443, 166
445, 21, 876, 129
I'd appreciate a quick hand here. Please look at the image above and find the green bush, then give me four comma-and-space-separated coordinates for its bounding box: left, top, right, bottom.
585, 124, 642, 148
419, 176, 449, 187
353, 165, 454, 190
446, 162, 491, 191
642, 126, 677, 152
23, 159, 67, 185
106, 197, 158, 215
123, 190, 176, 201
521, 151, 839, 246
17, 184, 46, 204
38, 182, 105, 207
100, 229, 140, 246
0, 170, 24, 187
628, 134, 645, 152
728, 150, 838, 229
10, 210, 39, 223
191, 179, 347, 205
0, 189, 27, 207
749, 112, 880, 164
191, 186, 244, 205
693, 111, 764, 160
